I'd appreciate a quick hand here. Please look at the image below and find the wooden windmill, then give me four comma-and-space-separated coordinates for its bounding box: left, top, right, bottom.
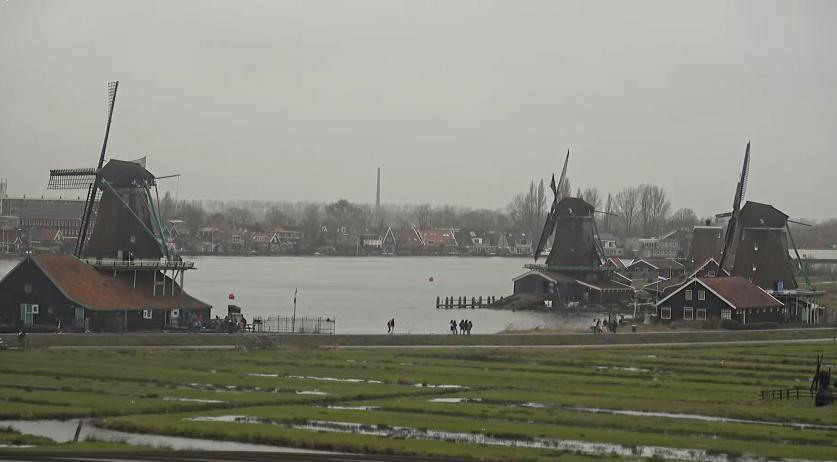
717, 142, 812, 290
46, 82, 172, 261
533, 151, 610, 269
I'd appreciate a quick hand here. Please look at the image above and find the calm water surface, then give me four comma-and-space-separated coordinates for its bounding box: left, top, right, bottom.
0, 256, 585, 334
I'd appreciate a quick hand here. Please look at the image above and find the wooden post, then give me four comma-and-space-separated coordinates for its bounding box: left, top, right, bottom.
436, 296, 440, 309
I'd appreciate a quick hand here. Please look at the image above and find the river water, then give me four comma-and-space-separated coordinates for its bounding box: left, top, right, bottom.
0, 256, 589, 334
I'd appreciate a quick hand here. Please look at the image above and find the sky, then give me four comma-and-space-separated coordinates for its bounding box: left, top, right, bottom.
1, 0, 836, 219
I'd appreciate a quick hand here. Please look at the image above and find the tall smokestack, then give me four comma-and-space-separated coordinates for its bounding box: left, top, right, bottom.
375, 167, 381, 219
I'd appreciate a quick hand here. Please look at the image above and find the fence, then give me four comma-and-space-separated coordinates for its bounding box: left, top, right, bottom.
251, 316, 335, 334
759, 387, 814, 400
436, 296, 500, 309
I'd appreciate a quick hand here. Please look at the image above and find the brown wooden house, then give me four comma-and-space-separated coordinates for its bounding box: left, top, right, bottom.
0, 254, 210, 332
655, 276, 784, 325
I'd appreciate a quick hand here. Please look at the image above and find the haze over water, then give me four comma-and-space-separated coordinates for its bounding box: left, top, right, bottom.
0, 256, 591, 334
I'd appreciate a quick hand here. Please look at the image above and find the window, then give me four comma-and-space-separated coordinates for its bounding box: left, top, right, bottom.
27, 304, 39, 314
698, 290, 706, 301
685, 290, 692, 301
661, 307, 671, 320
142, 310, 153, 320
707, 271, 716, 277
683, 307, 694, 320
24, 283, 32, 294
721, 309, 732, 320
696, 309, 707, 320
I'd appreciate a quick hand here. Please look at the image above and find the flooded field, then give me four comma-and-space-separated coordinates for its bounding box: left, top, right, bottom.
1, 342, 837, 460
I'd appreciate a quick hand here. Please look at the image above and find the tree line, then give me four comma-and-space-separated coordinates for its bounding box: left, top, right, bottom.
159, 183, 837, 249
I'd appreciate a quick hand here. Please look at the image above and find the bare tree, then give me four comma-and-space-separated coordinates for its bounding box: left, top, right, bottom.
638, 184, 671, 237
559, 176, 571, 199
668, 208, 699, 232
413, 204, 432, 229
508, 179, 547, 239
614, 186, 639, 238
581, 188, 602, 210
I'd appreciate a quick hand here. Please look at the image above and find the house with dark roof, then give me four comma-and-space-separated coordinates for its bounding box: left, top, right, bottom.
0, 254, 210, 332
655, 276, 784, 325
628, 258, 686, 281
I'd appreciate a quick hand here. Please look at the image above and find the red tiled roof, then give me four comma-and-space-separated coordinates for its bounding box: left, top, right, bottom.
696, 277, 783, 309
32, 255, 211, 312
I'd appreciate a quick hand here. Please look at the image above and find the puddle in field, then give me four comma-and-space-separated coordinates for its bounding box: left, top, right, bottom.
326, 405, 380, 411
250, 374, 385, 385
0, 419, 331, 453
429, 397, 482, 403
287, 420, 806, 462
188, 415, 259, 423
413, 383, 468, 389
0, 444, 35, 448
509, 402, 837, 431
163, 397, 226, 404
569, 407, 837, 431
181, 415, 822, 461
594, 366, 651, 373
295, 390, 330, 396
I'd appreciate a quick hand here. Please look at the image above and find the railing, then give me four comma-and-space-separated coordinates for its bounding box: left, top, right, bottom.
82, 258, 194, 270
760, 387, 814, 400
251, 316, 335, 334
436, 296, 500, 309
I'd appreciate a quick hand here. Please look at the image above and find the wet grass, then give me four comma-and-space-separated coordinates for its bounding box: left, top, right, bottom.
1, 340, 837, 460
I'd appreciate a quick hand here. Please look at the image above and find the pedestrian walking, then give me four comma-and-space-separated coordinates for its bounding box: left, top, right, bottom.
450, 320, 457, 335
466, 319, 473, 335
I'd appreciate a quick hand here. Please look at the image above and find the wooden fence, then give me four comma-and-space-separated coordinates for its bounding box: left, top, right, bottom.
759, 386, 814, 400
436, 296, 501, 309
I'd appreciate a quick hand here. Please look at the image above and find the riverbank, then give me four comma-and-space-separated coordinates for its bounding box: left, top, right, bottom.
1, 326, 835, 349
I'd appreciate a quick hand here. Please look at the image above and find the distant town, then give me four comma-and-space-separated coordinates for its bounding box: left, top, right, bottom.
2, 176, 837, 262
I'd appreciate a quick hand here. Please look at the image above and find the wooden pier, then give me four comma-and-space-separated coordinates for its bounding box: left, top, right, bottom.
436, 295, 501, 309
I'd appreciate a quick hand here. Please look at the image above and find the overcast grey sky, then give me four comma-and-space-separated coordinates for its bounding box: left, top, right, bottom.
1, 0, 835, 219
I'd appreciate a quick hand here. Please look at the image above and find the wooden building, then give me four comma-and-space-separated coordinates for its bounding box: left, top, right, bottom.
0, 254, 210, 332
655, 276, 784, 325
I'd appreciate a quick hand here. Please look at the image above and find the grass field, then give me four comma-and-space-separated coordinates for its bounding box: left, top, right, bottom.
0, 339, 836, 461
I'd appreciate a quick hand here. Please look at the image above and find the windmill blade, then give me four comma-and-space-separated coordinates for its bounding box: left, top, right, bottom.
715, 211, 733, 218
738, 141, 750, 204
533, 208, 556, 262
47, 168, 98, 190
76, 81, 119, 257
787, 219, 812, 227
556, 150, 569, 200
786, 222, 808, 288
718, 215, 737, 271
811, 354, 822, 393
594, 210, 619, 217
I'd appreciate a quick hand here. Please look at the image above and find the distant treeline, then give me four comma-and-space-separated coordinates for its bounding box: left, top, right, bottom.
158, 178, 837, 249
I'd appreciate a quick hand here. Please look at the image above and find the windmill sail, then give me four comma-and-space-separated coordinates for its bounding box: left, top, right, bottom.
533, 151, 569, 261
718, 142, 750, 271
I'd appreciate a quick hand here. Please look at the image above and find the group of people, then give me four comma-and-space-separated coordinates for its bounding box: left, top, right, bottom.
450, 319, 473, 335
591, 315, 619, 334
386, 318, 396, 334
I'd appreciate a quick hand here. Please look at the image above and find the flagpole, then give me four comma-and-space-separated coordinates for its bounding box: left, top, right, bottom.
292, 288, 297, 334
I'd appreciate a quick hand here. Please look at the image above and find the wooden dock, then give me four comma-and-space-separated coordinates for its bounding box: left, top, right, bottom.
436, 295, 501, 309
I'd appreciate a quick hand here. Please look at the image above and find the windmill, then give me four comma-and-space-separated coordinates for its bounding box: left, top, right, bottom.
533, 150, 569, 262
533, 151, 613, 269
46, 82, 172, 261
716, 143, 814, 290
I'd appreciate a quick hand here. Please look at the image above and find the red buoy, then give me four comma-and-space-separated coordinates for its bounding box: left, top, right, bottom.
428, 276, 435, 282
228, 293, 235, 300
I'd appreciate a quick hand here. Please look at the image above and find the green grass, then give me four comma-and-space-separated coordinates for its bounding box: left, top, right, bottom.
1, 338, 837, 460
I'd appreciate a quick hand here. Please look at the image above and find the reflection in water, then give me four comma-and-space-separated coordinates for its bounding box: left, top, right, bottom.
0, 419, 334, 453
